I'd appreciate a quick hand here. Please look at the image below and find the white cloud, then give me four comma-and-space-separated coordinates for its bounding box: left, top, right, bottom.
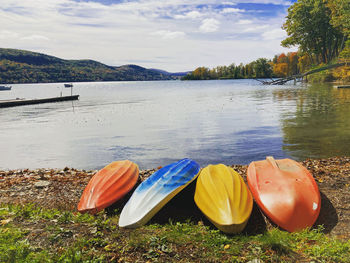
0, 30, 19, 39
199, 18, 220, 33
174, 11, 202, 19
243, 25, 269, 33
222, 2, 237, 5
221, 8, 244, 14
21, 34, 50, 41
151, 30, 185, 39
237, 19, 252, 25
262, 28, 286, 40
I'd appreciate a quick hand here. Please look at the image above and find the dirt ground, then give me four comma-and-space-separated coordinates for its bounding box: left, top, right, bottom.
0, 157, 349, 239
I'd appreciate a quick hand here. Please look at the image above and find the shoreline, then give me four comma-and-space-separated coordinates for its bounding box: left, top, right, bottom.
0, 156, 349, 239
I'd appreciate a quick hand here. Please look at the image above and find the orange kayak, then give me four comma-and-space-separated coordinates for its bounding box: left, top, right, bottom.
247, 157, 321, 232
78, 160, 139, 214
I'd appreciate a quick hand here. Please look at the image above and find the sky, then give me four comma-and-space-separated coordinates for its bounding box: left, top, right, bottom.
0, 0, 298, 72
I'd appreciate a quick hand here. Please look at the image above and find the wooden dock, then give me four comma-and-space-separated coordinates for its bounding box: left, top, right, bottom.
335, 85, 350, 89
0, 95, 79, 108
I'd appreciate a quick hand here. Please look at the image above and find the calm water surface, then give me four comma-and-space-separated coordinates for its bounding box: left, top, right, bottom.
1, 80, 349, 170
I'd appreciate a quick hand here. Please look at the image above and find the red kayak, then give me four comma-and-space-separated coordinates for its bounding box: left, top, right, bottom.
78, 160, 139, 214
247, 157, 320, 232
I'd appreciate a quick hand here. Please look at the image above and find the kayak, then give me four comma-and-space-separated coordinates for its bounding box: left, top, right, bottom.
119, 158, 200, 228
247, 156, 321, 232
77, 160, 139, 214
194, 164, 253, 234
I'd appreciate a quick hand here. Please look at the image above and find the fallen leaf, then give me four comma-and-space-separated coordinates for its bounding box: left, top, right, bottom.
0, 218, 12, 225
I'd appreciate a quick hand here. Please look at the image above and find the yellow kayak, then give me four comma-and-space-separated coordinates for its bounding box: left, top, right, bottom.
194, 164, 253, 234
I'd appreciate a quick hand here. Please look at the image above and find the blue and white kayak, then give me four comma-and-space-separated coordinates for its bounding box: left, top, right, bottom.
118, 158, 200, 228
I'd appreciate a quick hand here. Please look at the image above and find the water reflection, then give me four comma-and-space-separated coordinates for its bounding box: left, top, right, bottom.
280, 84, 350, 159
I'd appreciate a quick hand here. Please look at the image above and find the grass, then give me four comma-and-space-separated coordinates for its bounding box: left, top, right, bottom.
0, 203, 349, 262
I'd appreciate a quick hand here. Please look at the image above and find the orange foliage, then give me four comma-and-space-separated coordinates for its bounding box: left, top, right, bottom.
273, 63, 289, 77
277, 53, 288, 64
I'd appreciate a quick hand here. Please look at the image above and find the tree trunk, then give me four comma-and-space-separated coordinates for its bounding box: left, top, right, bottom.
307, 53, 314, 65
330, 37, 339, 61
340, 35, 347, 53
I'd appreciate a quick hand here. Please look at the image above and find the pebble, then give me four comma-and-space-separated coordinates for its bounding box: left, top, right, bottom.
248, 259, 263, 263
34, 181, 51, 188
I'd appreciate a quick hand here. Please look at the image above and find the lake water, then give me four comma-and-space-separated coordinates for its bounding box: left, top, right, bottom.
1, 80, 349, 170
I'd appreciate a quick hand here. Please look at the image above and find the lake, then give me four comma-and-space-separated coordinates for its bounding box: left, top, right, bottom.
1, 79, 349, 170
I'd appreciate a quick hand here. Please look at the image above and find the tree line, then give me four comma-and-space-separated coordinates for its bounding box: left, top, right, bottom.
183, 0, 349, 82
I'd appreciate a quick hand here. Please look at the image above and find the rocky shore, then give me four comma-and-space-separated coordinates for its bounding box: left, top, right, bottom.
0, 157, 349, 239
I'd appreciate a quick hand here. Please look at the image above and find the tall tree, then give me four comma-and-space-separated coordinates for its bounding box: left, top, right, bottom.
327, 0, 350, 37
282, 0, 344, 64
254, 58, 273, 78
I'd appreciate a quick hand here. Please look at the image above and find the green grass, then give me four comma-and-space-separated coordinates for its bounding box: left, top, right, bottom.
0, 203, 349, 262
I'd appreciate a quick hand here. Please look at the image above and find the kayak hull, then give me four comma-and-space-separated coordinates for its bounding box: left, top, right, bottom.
77, 160, 139, 214
247, 157, 321, 232
119, 158, 200, 228
194, 164, 253, 234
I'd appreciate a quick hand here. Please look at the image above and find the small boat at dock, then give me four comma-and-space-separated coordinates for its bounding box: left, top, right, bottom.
0, 85, 11, 91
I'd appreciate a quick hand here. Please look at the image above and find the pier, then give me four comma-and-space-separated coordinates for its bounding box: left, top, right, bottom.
335, 85, 350, 88
0, 95, 79, 108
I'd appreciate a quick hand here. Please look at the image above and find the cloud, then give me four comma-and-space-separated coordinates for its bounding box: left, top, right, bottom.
199, 18, 220, 33
174, 11, 202, 19
237, 19, 252, 25
243, 25, 269, 33
222, 2, 237, 5
151, 30, 185, 39
262, 28, 286, 40
21, 34, 50, 41
0, 30, 19, 39
221, 8, 244, 14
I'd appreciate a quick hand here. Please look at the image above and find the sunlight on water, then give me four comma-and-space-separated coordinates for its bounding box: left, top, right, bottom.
1, 80, 349, 170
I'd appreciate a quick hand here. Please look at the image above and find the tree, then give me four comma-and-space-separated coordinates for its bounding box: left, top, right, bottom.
327, 0, 350, 37
273, 63, 289, 77
277, 53, 288, 64
254, 58, 273, 78
288, 52, 299, 76
298, 54, 311, 73
282, 0, 344, 64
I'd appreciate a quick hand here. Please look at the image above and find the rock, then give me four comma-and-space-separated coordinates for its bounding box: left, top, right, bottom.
34, 181, 51, 189
248, 259, 263, 263
90, 227, 98, 234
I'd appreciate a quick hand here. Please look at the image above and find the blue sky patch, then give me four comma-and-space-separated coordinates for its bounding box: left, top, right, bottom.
234, 3, 290, 17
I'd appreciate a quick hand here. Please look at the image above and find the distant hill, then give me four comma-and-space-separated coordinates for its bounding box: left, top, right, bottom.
0, 48, 178, 84
149, 68, 191, 77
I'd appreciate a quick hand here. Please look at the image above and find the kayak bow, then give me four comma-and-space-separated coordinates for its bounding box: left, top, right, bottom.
194, 164, 253, 234
78, 160, 139, 214
247, 156, 321, 232
119, 158, 200, 228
